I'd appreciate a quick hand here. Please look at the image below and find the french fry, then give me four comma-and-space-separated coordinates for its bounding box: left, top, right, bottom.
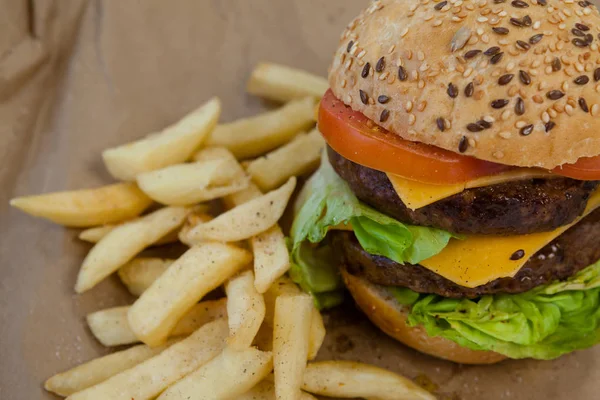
238, 381, 318, 400
79, 225, 180, 245
223, 182, 264, 209
87, 299, 227, 346
263, 277, 326, 360
102, 97, 221, 181
246, 129, 324, 191
247, 62, 328, 102
225, 270, 266, 349
67, 319, 228, 400
301, 361, 436, 400
206, 97, 315, 159
118, 257, 174, 296
251, 225, 290, 294
157, 347, 273, 400
10, 183, 152, 227
192, 146, 239, 163
186, 177, 296, 242
136, 158, 248, 205
178, 211, 213, 246
128, 243, 252, 346
75, 206, 188, 293
44, 343, 170, 396
273, 294, 313, 400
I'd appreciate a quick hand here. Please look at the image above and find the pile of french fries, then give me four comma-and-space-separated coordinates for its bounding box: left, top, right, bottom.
11, 62, 435, 400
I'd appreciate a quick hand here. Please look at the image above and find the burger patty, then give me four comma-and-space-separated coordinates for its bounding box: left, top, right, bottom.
328, 146, 598, 236
331, 207, 600, 298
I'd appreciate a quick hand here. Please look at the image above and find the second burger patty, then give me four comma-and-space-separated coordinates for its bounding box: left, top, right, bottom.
328, 146, 598, 236
331, 207, 600, 298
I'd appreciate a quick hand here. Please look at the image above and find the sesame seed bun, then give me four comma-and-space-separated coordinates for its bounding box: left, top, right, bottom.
341, 268, 507, 364
329, 0, 600, 169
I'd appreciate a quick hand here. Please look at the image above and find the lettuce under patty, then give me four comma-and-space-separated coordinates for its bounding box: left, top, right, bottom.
393, 258, 600, 359
289, 152, 457, 308
290, 153, 600, 359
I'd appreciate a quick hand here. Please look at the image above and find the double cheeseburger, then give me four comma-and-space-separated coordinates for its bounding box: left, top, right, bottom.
290, 0, 600, 364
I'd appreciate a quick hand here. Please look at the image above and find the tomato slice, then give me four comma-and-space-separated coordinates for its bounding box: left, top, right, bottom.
553, 156, 600, 180
318, 89, 511, 184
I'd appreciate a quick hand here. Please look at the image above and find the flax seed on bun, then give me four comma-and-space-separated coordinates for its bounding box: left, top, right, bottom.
329, 0, 600, 169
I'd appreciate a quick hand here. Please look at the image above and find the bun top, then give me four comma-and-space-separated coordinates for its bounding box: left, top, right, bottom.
329, 0, 600, 168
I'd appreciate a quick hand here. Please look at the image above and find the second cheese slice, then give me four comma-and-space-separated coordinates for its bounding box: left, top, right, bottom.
387, 169, 555, 210
419, 188, 600, 288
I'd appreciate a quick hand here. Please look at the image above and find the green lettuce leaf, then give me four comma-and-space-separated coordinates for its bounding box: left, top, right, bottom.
391, 259, 600, 359
289, 153, 458, 309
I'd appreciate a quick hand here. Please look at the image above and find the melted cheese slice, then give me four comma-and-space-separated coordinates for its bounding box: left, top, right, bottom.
387, 169, 555, 210
419, 188, 600, 288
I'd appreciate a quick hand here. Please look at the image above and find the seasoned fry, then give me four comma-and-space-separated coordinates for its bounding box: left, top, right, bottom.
117, 257, 174, 296
136, 158, 248, 205
301, 361, 436, 400
128, 243, 251, 346
223, 182, 264, 209
10, 183, 152, 227
157, 347, 273, 400
67, 319, 227, 400
75, 207, 188, 293
251, 225, 290, 294
247, 129, 324, 191
273, 294, 313, 400
225, 270, 266, 349
79, 225, 180, 245
186, 177, 296, 242
44, 343, 170, 396
86, 299, 227, 346
247, 62, 329, 102
238, 381, 318, 400
178, 211, 213, 246
102, 97, 221, 181
206, 97, 315, 159
192, 146, 239, 163
263, 277, 326, 360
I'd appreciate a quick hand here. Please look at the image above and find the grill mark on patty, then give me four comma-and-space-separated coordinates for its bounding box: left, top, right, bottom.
331, 207, 600, 297
327, 146, 598, 236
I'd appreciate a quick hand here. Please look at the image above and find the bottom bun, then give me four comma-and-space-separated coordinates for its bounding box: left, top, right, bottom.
341, 269, 507, 364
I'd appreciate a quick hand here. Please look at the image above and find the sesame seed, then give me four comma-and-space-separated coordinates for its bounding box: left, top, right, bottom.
579, 97, 589, 112
493, 150, 505, 159
405, 101, 414, 112
523, 15, 532, 26
574, 75, 590, 85
529, 34, 544, 44
572, 28, 586, 37
435, 1, 448, 10
465, 82, 475, 97
516, 40, 531, 50
516, 120, 527, 129
465, 49, 482, 59
511, 17, 525, 27
501, 109, 512, 120
576, 23, 590, 31
376, 57, 386, 72
515, 97, 525, 115
398, 66, 408, 81
573, 38, 589, 47
361, 63, 370, 78
533, 94, 544, 103
518, 70, 531, 85
592, 104, 600, 116
458, 136, 469, 152
491, 99, 509, 108
512, 0, 529, 7
359, 90, 368, 104
436, 117, 446, 131
542, 111, 550, 122
545, 121, 556, 131
498, 74, 515, 85
493, 27, 510, 35
547, 90, 565, 100
408, 113, 416, 125
417, 51, 425, 61
499, 131, 512, 139
594, 68, 600, 81
378, 71, 390, 81
520, 124, 534, 135
510, 249, 526, 260
490, 52, 504, 64
447, 83, 459, 98
565, 104, 575, 116
346, 40, 354, 52
467, 123, 484, 132
380, 109, 390, 122
484, 46, 501, 56
401, 27, 409, 37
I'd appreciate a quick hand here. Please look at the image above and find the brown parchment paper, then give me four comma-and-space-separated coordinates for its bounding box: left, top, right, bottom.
2, 1, 600, 399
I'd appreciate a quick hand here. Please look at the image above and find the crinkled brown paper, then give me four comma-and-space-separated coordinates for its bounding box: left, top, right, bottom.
2, 1, 599, 399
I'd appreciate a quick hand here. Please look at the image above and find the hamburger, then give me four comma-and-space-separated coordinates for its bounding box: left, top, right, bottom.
290, 0, 600, 364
